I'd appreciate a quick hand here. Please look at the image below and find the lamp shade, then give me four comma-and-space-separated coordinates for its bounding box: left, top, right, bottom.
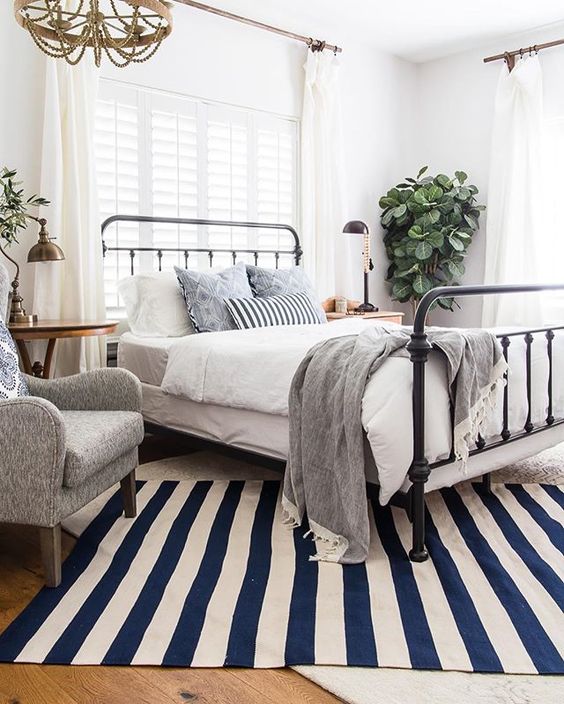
343, 220, 369, 235
27, 218, 65, 263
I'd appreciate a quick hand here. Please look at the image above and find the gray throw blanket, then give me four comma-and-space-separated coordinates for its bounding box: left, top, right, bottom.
282, 326, 508, 564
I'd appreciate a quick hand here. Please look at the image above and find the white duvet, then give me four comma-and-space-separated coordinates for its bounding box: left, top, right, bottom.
160, 319, 564, 504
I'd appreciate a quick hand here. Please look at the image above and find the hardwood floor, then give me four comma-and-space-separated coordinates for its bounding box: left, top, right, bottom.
0, 435, 343, 704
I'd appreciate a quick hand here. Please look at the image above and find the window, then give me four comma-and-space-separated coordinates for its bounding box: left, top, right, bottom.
95, 80, 299, 315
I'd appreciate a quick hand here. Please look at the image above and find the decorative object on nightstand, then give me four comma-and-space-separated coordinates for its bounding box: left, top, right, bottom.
0, 167, 64, 324
342, 220, 377, 312
322, 296, 404, 325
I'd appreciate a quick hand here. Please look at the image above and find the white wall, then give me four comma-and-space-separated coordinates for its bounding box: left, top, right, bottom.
414, 22, 564, 326
0, 7, 46, 304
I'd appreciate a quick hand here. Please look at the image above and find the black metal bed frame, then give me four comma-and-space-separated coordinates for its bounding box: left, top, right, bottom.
407, 283, 564, 562
102, 216, 564, 563
101, 214, 303, 272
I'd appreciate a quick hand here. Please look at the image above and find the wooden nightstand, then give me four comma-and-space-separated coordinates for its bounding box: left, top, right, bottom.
9, 319, 118, 378
326, 311, 404, 325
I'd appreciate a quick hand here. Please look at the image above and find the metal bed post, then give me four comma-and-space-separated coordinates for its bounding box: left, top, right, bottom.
408, 282, 564, 562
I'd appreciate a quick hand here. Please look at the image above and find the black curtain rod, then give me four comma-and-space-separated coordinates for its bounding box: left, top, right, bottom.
173, 0, 342, 54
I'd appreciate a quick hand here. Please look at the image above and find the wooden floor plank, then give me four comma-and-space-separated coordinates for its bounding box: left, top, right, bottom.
0, 664, 79, 704
41, 665, 180, 704
137, 667, 275, 704
231, 668, 346, 704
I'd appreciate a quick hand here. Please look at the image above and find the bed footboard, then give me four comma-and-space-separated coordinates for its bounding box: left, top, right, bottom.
407, 283, 564, 563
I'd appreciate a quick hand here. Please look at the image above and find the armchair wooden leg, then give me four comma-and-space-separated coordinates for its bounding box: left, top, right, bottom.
120, 469, 137, 518
39, 525, 62, 588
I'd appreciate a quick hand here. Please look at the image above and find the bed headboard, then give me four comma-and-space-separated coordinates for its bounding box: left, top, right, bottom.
101, 215, 303, 276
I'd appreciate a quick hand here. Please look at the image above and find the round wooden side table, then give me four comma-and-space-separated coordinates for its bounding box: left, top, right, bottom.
8, 320, 118, 378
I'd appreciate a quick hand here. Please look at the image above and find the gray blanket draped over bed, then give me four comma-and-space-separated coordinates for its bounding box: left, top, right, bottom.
282, 326, 508, 564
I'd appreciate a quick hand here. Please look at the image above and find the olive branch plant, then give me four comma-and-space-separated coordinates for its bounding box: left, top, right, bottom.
379, 166, 485, 316
0, 167, 49, 248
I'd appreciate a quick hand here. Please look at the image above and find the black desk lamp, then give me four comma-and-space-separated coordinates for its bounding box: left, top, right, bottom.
342, 220, 377, 313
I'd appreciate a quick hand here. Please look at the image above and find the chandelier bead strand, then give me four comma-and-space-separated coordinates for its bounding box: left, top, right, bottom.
14, 0, 173, 67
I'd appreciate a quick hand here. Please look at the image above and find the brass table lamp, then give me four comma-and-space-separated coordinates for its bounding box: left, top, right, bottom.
0, 218, 65, 324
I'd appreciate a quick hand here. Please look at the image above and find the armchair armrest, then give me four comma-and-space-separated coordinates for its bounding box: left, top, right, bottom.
25, 368, 142, 413
0, 397, 66, 526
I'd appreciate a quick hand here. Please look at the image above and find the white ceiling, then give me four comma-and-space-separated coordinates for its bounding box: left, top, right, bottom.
177, 0, 564, 62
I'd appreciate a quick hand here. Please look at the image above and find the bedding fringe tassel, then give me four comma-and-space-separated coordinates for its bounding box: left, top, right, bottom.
282, 494, 349, 562
454, 355, 509, 471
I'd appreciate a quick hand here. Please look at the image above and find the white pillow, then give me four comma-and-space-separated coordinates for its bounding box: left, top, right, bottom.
118, 272, 194, 337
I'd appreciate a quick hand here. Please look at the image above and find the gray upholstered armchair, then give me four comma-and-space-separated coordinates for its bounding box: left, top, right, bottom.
0, 263, 144, 587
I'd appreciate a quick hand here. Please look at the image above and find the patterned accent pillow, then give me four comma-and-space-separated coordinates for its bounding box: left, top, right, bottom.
0, 319, 29, 399
246, 265, 327, 323
226, 292, 322, 330
175, 262, 253, 333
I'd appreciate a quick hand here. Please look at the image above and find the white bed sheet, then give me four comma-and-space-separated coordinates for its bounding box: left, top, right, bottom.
118, 333, 179, 386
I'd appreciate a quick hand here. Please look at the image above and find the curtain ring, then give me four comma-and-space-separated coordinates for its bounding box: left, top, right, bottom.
534, 45, 539, 55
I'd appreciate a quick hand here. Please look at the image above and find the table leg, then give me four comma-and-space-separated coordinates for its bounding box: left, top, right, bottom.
16, 338, 57, 378
42, 338, 57, 379
16, 340, 33, 376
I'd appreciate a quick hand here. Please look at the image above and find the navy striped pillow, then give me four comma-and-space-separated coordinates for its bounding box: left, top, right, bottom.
225, 292, 323, 329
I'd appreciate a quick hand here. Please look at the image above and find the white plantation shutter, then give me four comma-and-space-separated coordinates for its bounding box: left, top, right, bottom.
95, 80, 299, 314
206, 106, 249, 268
256, 116, 297, 269
150, 94, 199, 272
94, 88, 140, 314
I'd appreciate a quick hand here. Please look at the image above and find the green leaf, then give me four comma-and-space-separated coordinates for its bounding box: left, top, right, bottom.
405, 239, 419, 256
381, 209, 395, 227
392, 203, 407, 218
427, 230, 444, 248
392, 280, 412, 300
447, 260, 465, 278
463, 213, 479, 230
417, 166, 429, 179
448, 235, 464, 252
455, 170, 468, 184
456, 187, 472, 201
412, 273, 432, 295
407, 225, 424, 239
436, 174, 453, 190
413, 189, 429, 206
393, 247, 406, 258
426, 185, 443, 202
415, 241, 433, 260
428, 208, 441, 224
379, 196, 396, 209
396, 263, 420, 277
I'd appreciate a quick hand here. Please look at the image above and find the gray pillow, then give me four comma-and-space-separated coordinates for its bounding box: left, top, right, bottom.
175, 261, 253, 333
246, 265, 327, 323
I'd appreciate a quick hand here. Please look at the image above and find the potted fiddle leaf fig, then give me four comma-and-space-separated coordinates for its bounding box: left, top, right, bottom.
379, 166, 484, 315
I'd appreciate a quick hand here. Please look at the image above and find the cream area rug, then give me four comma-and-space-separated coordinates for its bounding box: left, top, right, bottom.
11, 448, 564, 703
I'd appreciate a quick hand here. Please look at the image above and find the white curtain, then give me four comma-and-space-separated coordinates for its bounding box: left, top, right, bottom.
301, 50, 351, 300
482, 56, 545, 327
33, 55, 105, 375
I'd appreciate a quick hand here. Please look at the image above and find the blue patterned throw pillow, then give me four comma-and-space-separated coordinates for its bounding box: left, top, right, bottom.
246, 265, 327, 323
175, 261, 254, 333
0, 320, 29, 399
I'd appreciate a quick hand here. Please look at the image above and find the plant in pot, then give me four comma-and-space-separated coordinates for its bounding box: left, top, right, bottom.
379, 167, 484, 316
0, 167, 49, 321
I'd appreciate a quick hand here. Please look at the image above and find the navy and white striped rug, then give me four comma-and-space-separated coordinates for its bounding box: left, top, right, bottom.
0, 480, 562, 673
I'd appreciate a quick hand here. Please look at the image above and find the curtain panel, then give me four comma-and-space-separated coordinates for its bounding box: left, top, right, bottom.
34, 56, 105, 375
301, 50, 352, 301
482, 56, 545, 327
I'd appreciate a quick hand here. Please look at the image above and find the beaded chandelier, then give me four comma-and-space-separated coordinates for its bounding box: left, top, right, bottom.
14, 1, 174, 68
